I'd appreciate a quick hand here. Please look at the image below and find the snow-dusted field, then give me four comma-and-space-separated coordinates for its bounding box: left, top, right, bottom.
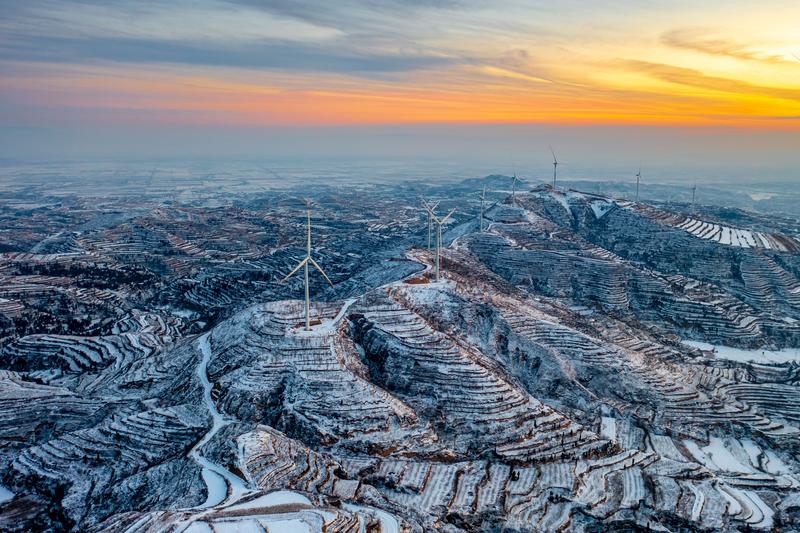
684, 340, 800, 364
3, 181, 800, 532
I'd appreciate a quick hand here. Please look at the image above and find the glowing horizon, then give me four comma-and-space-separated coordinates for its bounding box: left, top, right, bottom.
1, 1, 798, 129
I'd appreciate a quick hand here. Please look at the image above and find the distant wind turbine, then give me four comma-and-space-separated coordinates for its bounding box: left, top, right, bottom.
423, 204, 455, 282
635, 167, 641, 202
511, 173, 518, 204
691, 184, 697, 206
280, 210, 334, 330
550, 146, 559, 189
422, 199, 440, 251
479, 186, 487, 232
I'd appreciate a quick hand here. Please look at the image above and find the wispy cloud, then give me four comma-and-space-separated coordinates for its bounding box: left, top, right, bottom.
0, 35, 459, 75
621, 59, 800, 103
0, 1, 344, 44
660, 28, 792, 64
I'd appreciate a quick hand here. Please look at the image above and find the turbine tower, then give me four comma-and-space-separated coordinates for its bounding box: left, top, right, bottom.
511, 173, 518, 204
691, 184, 697, 206
550, 146, 558, 189
479, 186, 487, 232
423, 204, 455, 282
281, 210, 333, 330
635, 167, 641, 202
422, 199, 440, 251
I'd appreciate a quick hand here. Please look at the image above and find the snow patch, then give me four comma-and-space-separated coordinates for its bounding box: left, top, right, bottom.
672, 216, 781, 251
589, 200, 614, 220
198, 468, 228, 508
600, 417, 617, 442
184, 522, 214, 533
263, 519, 313, 533
551, 191, 570, 213
683, 340, 800, 364
290, 298, 356, 337
344, 503, 400, 533
227, 491, 312, 511
749, 193, 776, 201
703, 438, 754, 474
728, 487, 775, 529
0, 485, 14, 504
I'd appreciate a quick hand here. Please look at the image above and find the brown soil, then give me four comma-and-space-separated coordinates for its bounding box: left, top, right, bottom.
294, 319, 323, 328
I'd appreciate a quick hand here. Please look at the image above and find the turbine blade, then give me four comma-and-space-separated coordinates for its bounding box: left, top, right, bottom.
440, 208, 456, 224
280, 257, 309, 283
422, 199, 440, 217
308, 257, 334, 286
550, 145, 557, 163
424, 205, 441, 222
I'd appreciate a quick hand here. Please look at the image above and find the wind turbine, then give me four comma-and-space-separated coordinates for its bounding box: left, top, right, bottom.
635, 167, 641, 202
511, 173, 518, 204
479, 186, 487, 232
550, 146, 559, 189
422, 199, 440, 251
691, 184, 697, 206
280, 210, 333, 330
423, 204, 455, 282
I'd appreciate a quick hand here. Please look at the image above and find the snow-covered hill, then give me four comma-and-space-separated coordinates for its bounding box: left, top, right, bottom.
2, 181, 800, 531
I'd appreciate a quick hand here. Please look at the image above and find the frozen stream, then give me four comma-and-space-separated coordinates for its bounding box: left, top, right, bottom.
183, 301, 396, 533
189, 333, 250, 508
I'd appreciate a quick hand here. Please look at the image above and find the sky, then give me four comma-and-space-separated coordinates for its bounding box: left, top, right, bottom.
0, 0, 798, 180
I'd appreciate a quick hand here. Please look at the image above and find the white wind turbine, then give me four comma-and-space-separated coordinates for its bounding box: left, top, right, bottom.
550, 146, 559, 189
635, 167, 641, 202
479, 185, 487, 232
511, 173, 519, 204
280, 210, 333, 330
423, 203, 455, 282
422, 199, 440, 251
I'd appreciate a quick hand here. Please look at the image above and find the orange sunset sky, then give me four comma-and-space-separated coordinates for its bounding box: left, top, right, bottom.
0, 0, 798, 170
